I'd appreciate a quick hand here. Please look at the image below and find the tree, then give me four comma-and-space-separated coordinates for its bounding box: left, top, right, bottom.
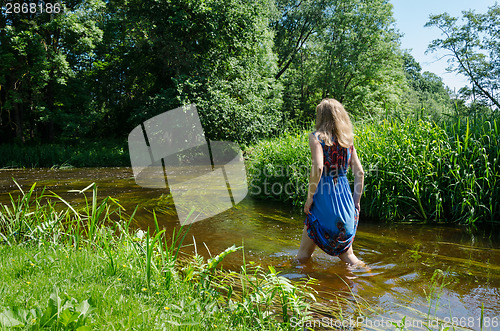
118, 0, 283, 144
278, 0, 407, 119
426, 4, 500, 109
402, 51, 452, 120
272, 0, 328, 80
318, 0, 406, 114
1, 0, 283, 144
0, 0, 105, 143
402, 51, 423, 91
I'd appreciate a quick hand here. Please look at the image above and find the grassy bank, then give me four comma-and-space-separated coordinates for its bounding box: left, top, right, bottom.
0, 183, 316, 330
0, 141, 130, 168
246, 116, 500, 224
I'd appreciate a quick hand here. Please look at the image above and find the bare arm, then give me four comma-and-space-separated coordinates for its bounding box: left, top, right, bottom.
349, 146, 364, 211
304, 133, 323, 214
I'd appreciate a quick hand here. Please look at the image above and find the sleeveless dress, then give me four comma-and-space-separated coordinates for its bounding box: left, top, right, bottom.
304, 132, 359, 256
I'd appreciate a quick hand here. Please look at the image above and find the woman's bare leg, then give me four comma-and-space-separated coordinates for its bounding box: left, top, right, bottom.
296, 225, 316, 263
339, 245, 363, 266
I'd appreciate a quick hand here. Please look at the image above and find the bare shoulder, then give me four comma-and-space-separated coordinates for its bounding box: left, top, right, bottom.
308, 132, 319, 144
308, 132, 322, 153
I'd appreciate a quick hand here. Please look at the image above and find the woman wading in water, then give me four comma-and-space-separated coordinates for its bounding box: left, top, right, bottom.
296, 98, 365, 266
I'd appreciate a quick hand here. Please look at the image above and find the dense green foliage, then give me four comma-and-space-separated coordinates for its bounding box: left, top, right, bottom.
401, 52, 454, 121
246, 116, 500, 224
274, 0, 408, 123
1, 0, 283, 144
426, 4, 500, 109
1, 0, 475, 146
0, 183, 316, 329
0, 0, 105, 143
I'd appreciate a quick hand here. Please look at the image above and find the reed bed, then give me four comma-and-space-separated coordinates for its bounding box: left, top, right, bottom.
357, 116, 499, 224
0, 141, 129, 168
246, 116, 500, 224
245, 130, 311, 207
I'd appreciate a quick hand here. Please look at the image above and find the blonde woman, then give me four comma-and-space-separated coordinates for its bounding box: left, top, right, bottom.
296, 98, 365, 266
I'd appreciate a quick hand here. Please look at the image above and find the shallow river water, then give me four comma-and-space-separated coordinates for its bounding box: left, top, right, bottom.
1, 168, 499, 330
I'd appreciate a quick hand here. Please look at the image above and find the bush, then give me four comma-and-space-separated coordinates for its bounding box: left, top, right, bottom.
0, 141, 130, 168
246, 130, 312, 207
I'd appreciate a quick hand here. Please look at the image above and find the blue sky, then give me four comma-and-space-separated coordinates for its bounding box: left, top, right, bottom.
390, 0, 498, 92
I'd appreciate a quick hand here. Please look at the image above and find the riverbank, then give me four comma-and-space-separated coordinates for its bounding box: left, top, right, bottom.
2, 115, 499, 225
1, 178, 499, 329
0, 184, 316, 330
0, 140, 130, 168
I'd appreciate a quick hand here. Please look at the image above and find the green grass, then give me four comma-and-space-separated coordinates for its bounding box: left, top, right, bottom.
245, 129, 311, 207
357, 116, 499, 224
0, 182, 318, 330
0, 141, 130, 168
246, 116, 500, 225
2, 182, 493, 330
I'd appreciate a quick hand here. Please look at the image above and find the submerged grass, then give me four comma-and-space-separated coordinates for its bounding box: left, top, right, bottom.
0, 181, 327, 330
246, 116, 500, 225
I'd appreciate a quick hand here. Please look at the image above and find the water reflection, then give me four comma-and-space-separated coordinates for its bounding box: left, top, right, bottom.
1, 167, 499, 329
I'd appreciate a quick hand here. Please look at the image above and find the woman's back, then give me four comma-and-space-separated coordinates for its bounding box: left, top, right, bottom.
314, 133, 353, 177
297, 98, 364, 266
306, 132, 357, 256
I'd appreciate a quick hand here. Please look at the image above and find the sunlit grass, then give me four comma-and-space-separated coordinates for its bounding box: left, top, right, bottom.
356, 116, 499, 224
0, 141, 129, 168
246, 116, 500, 225
245, 129, 311, 207
0, 181, 328, 330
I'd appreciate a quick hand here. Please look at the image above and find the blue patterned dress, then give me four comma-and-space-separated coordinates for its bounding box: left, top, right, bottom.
304, 132, 359, 256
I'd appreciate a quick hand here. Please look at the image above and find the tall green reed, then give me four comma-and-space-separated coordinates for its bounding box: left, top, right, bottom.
178, 247, 316, 328
356, 116, 499, 224
0, 181, 68, 245
245, 131, 310, 207
246, 115, 499, 224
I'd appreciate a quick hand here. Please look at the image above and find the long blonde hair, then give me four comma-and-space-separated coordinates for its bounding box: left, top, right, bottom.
315, 98, 353, 148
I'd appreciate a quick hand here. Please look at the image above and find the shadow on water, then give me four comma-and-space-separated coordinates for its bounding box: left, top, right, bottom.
1, 167, 499, 329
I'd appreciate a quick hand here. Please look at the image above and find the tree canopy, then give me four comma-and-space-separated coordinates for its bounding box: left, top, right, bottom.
1, 0, 487, 146
426, 4, 500, 109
